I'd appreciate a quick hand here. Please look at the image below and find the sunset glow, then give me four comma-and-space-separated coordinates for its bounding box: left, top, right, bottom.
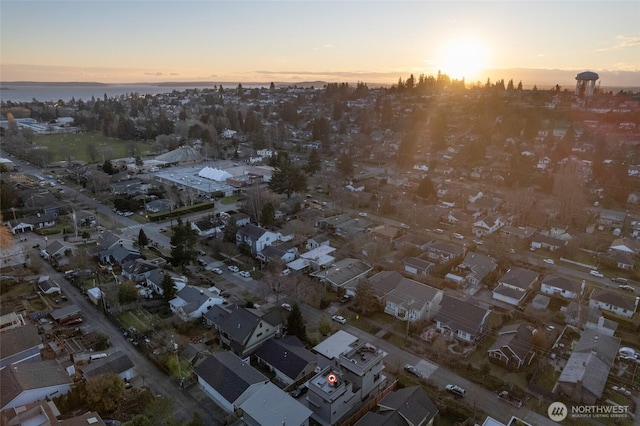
438, 39, 489, 81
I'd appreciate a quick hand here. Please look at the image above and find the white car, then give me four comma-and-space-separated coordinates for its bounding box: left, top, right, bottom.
453, 233, 464, 240
543, 259, 554, 265
589, 270, 604, 278
281, 303, 292, 311
228, 265, 239, 273
210, 268, 223, 275
332, 315, 347, 324
239, 271, 251, 278
445, 384, 466, 397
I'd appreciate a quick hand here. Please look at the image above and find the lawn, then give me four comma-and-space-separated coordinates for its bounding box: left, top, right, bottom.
35, 132, 152, 163
118, 309, 158, 334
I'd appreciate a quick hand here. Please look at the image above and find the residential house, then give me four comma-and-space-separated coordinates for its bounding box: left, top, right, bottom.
597, 209, 626, 230
315, 214, 351, 232
191, 217, 225, 237
253, 335, 317, 387
121, 258, 161, 283
608, 251, 635, 270
43, 240, 76, 261
169, 285, 224, 321
0, 245, 27, 270
472, 215, 505, 237
309, 331, 387, 425
236, 224, 279, 255
193, 351, 269, 413
369, 225, 402, 243
530, 233, 567, 251
203, 304, 281, 358
37, 276, 60, 295
256, 241, 298, 263
355, 386, 439, 426
145, 269, 186, 296
287, 245, 337, 272
306, 234, 330, 250
1, 400, 107, 426
557, 329, 620, 404
425, 242, 464, 264
456, 252, 497, 286
403, 257, 435, 276
434, 295, 492, 343
334, 217, 373, 238
493, 267, 539, 307
0, 360, 72, 410
540, 275, 584, 299
0, 323, 43, 369
369, 271, 442, 322
500, 226, 537, 239
239, 382, 312, 426
309, 258, 371, 293
180, 342, 212, 367
487, 323, 535, 369
393, 233, 432, 252
6, 213, 57, 235
588, 288, 639, 319
80, 351, 135, 382
608, 237, 640, 256
230, 212, 251, 227
0, 308, 26, 334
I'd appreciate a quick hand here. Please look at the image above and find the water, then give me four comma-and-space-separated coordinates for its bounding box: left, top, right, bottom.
0, 82, 270, 104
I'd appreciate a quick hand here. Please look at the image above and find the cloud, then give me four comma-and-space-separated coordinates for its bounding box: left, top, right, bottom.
596, 35, 640, 51
144, 72, 165, 76
314, 43, 334, 50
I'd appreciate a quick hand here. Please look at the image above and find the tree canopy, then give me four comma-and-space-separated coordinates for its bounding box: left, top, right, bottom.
268, 152, 307, 198
170, 218, 198, 269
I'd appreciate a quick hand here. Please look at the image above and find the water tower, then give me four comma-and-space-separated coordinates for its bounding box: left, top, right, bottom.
575, 71, 599, 97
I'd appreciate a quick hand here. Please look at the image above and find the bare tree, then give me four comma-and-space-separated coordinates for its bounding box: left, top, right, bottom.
553, 162, 586, 224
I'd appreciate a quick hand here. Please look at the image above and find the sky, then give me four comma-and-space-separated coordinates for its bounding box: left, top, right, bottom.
1, 1, 639, 88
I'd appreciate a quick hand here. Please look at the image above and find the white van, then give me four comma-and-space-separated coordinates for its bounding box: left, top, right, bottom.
90, 353, 108, 361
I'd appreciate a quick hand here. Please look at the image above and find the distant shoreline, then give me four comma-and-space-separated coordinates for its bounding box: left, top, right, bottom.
0, 80, 333, 88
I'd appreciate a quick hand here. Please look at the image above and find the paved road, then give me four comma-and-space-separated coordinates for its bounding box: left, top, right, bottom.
39, 256, 225, 425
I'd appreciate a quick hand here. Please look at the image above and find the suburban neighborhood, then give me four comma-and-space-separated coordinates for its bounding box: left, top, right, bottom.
1, 75, 639, 425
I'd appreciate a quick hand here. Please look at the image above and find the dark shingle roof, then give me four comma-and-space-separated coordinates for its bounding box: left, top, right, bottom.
194, 352, 267, 403
81, 351, 134, 378
253, 336, 315, 381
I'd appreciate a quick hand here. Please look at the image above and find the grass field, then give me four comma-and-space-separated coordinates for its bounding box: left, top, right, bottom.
35, 132, 152, 163
118, 309, 157, 334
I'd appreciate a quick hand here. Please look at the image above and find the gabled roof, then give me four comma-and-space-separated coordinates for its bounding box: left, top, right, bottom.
558, 351, 609, 399
239, 382, 311, 426
590, 288, 638, 311
237, 223, 269, 240
194, 352, 267, 404
204, 304, 262, 344
0, 323, 41, 361
542, 275, 582, 293
499, 267, 538, 290
381, 386, 438, 425
404, 257, 435, 270
171, 286, 220, 314
488, 323, 534, 362
1, 360, 72, 408
368, 271, 404, 298
386, 278, 441, 308
81, 351, 134, 378
573, 328, 620, 366
459, 252, 497, 282
253, 336, 315, 381
37, 276, 60, 293
435, 295, 490, 336
427, 241, 464, 256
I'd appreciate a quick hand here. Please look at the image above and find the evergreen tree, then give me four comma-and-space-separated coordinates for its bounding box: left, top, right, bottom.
305, 148, 321, 175
170, 218, 198, 269
416, 177, 435, 200
261, 202, 275, 227
161, 273, 177, 302
138, 228, 149, 247
336, 153, 354, 179
268, 152, 307, 198
286, 303, 307, 341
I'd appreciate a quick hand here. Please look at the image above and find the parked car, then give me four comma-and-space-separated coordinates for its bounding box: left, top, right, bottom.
404, 364, 424, 378
453, 233, 464, 240
239, 271, 251, 278
590, 270, 604, 278
611, 277, 628, 284
445, 384, 466, 397
543, 258, 555, 265
498, 390, 523, 408
290, 384, 308, 398
618, 285, 635, 293
210, 268, 223, 275
281, 303, 292, 311
612, 386, 632, 397
332, 315, 347, 324
228, 265, 239, 273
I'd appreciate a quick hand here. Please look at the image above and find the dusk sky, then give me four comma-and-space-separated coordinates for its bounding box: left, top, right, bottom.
1, 1, 639, 88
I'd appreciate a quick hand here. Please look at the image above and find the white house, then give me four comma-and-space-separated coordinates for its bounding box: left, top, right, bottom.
236, 224, 280, 255
169, 285, 224, 321
472, 215, 505, 237
0, 360, 72, 410
540, 275, 584, 300
588, 288, 638, 319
